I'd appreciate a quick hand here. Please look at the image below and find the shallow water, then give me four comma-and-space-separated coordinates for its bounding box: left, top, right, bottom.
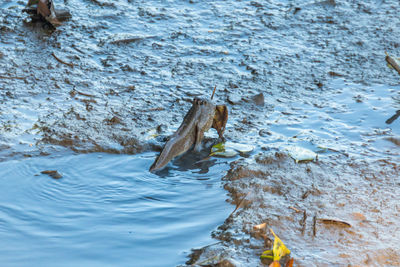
0, 152, 231, 266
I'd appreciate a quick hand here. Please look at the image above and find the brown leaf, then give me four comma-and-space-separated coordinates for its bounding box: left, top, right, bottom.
212, 105, 228, 139
253, 222, 267, 231
285, 258, 294, 267
269, 261, 281, 267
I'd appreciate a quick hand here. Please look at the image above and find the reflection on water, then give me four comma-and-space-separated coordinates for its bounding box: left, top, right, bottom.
0, 152, 231, 266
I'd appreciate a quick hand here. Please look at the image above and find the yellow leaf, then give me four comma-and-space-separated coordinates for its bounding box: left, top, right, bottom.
270, 228, 291, 261
260, 249, 274, 260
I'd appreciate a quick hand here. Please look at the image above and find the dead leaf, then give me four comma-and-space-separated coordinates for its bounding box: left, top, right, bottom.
253, 222, 267, 231
269, 261, 281, 267
285, 258, 294, 267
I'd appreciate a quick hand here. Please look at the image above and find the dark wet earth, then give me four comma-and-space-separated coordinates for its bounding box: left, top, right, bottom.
1, 0, 400, 266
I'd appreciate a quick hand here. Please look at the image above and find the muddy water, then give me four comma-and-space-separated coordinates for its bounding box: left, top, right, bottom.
1, 0, 400, 266
0, 152, 231, 266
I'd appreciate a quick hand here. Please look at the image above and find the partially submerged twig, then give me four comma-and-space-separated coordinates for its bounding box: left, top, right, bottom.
385, 52, 400, 75
386, 110, 400, 124
51, 52, 74, 68
211, 85, 217, 100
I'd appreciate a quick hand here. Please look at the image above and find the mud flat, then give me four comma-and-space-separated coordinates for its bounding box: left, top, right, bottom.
187, 152, 400, 266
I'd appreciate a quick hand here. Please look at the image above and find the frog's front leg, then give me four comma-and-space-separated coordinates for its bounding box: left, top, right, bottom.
193, 124, 204, 152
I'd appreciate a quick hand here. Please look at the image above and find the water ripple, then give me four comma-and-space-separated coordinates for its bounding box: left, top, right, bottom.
0, 152, 231, 266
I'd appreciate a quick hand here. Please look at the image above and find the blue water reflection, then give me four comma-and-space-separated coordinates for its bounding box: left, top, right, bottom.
0, 152, 231, 266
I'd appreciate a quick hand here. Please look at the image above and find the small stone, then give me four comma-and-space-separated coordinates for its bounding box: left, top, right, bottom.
251, 93, 264, 106
259, 129, 271, 137
41, 170, 62, 179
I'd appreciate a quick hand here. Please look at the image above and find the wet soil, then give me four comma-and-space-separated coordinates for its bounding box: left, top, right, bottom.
1, 0, 400, 266
188, 153, 400, 266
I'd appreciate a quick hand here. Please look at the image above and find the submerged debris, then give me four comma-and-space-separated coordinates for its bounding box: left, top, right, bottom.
41, 170, 62, 179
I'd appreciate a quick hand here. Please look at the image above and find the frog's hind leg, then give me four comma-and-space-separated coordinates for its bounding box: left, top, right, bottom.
193, 124, 204, 152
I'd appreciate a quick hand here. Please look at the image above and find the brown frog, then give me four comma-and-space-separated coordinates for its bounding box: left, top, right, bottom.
149, 97, 228, 172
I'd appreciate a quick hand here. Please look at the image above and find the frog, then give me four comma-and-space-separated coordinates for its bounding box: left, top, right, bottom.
149, 97, 228, 172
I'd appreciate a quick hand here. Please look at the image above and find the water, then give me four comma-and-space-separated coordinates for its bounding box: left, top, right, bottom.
0, 152, 231, 266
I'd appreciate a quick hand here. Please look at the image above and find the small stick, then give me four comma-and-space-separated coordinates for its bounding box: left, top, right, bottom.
301, 210, 307, 235
0, 75, 25, 80
229, 191, 251, 217
386, 110, 400, 124
51, 52, 74, 68
312, 214, 317, 237
385, 52, 400, 75
289, 206, 302, 213
211, 85, 216, 100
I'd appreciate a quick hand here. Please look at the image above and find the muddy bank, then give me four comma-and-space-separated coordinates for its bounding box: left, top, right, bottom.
187, 152, 400, 266
1, 0, 400, 159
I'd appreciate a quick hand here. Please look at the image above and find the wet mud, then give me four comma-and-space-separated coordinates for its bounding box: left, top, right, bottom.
1, 0, 400, 266
188, 153, 400, 266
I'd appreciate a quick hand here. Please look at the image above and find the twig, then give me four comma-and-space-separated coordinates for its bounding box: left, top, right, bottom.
69, 89, 95, 98
318, 218, 351, 227
301, 210, 307, 235
195, 156, 211, 164
289, 206, 302, 213
51, 52, 74, 68
386, 110, 400, 124
143, 107, 165, 112
312, 214, 317, 237
229, 191, 251, 217
0, 75, 25, 80
109, 36, 155, 45
211, 85, 217, 100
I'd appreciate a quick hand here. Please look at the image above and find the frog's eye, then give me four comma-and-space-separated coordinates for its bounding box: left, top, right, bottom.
199, 100, 204, 105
